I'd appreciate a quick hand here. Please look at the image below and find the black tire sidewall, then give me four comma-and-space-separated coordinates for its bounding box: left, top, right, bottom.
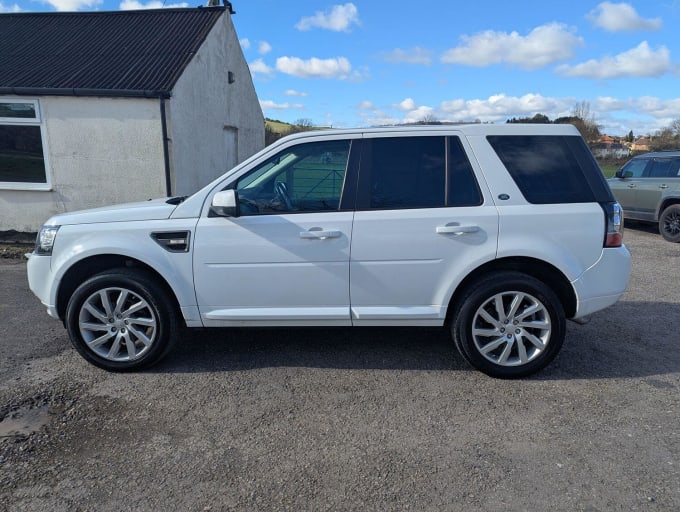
452, 272, 566, 379
65, 269, 177, 371
659, 205, 680, 243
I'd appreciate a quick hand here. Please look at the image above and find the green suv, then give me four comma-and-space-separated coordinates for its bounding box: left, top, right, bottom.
608, 150, 680, 242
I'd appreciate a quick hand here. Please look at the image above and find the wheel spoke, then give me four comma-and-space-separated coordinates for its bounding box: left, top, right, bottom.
493, 295, 506, 320
114, 290, 129, 316
99, 290, 115, 318
506, 293, 524, 320
524, 331, 546, 350
473, 327, 500, 338
497, 341, 513, 365
124, 334, 137, 359
80, 322, 109, 332
479, 308, 501, 328
128, 325, 152, 347
84, 302, 108, 323
129, 317, 155, 327
86, 331, 115, 348
518, 319, 550, 330
479, 337, 506, 354
122, 300, 146, 318
516, 337, 528, 364
106, 336, 122, 359
515, 303, 541, 321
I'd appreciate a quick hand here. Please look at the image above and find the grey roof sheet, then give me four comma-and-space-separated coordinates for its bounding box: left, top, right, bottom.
0, 7, 225, 96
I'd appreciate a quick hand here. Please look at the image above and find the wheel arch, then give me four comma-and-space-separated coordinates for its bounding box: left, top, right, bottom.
56, 254, 183, 324
658, 197, 680, 219
446, 257, 577, 323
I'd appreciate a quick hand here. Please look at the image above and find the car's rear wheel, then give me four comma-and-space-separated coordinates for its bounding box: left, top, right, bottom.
66, 268, 178, 371
451, 272, 565, 378
659, 204, 680, 243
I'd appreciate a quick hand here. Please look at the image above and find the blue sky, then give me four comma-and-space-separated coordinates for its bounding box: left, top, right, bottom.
3, 1, 680, 136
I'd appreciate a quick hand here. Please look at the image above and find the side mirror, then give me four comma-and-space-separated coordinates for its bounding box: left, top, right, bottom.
210, 190, 240, 217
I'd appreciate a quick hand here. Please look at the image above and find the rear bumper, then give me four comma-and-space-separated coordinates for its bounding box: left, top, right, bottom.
571, 245, 631, 319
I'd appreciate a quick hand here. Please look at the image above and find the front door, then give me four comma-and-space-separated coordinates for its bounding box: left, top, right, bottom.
193, 138, 358, 326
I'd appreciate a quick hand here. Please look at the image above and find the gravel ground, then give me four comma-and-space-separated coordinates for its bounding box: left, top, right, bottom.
0, 224, 678, 511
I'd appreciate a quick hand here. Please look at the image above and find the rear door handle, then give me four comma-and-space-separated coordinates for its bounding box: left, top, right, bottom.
300, 229, 341, 239
659, 184, 668, 189
627, 184, 636, 188
436, 224, 480, 235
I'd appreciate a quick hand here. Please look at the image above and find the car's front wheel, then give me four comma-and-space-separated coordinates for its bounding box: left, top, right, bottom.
451, 272, 566, 378
659, 204, 680, 243
65, 268, 178, 371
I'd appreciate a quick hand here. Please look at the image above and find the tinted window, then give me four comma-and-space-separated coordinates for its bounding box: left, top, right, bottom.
369, 136, 446, 209
649, 158, 680, 178
621, 158, 649, 178
236, 140, 350, 214
487, 135, 596, 204
448, 137, 482, 207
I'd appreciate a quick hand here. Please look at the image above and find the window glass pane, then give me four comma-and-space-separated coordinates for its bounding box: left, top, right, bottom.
369, 137, 445, 209
0, 125, 47, 183
449, 137, 482, 206
649, 159, 679, 178
236, 140, 350, 214
621, 159, 648, 178
487, 135, 595, 204
0, 103, 37, 119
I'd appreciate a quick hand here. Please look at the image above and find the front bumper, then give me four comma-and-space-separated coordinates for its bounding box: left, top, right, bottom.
26, 252, 60, 320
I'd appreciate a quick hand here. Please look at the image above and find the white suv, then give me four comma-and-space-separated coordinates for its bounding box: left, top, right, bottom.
27, 124, 630, 378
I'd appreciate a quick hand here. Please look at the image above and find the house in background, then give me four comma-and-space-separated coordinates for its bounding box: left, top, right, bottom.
0, 6, 264, 232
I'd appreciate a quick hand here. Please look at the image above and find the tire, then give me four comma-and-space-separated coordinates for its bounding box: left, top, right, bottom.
451, 271, 566, 379
65, 268, 179, 371
659, 204, 680, 243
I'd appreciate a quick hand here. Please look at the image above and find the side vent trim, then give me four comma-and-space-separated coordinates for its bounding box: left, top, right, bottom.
151, 231, 191, 253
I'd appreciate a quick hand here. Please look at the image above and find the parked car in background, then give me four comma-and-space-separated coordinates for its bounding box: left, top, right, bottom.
608, 150, 680, 242
27, 124, 630, 379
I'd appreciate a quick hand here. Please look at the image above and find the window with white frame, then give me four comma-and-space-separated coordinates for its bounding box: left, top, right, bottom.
0, 99, 50, 189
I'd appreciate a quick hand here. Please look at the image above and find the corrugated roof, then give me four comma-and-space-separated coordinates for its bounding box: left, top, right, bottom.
0, 7, 225, 97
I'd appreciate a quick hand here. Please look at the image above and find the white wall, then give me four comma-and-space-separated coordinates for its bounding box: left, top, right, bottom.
169, 12, 265, 196
0, 96, 166, 231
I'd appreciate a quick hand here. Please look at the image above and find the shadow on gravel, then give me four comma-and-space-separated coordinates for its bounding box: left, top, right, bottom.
624, 219, 659, 236
153, 300, 680, 382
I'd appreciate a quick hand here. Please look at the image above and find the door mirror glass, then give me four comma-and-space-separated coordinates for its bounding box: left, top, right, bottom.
210, 190, 239, 217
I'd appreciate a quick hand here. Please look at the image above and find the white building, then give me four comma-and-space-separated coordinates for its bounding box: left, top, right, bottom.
0, 6, 264, 231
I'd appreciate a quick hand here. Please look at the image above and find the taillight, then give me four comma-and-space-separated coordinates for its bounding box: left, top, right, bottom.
602, 201, 623, 247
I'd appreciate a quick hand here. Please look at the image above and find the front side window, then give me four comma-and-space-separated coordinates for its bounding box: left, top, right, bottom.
621, 158, 650, 178
235, 140, 350, 215
0, 100, 49, 189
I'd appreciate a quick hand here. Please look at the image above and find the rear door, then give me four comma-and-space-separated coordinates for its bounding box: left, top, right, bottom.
349, 134, 498, 325
636, 157, 680, 220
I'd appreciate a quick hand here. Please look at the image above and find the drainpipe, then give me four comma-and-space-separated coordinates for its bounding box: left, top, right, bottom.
159, 97, 172, 196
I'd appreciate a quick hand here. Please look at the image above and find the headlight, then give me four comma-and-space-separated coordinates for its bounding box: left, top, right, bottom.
35, 225, 60, 255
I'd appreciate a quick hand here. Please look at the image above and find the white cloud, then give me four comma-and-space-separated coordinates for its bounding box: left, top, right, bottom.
395, 98, 417, 111
441, 23, 583, 70
276, 56, 352, 79
0, 2, 21, 12
557, 41, 671, 79
239, 38, 251, 50
259, 41, 272, 55
40, 0, 101, 11
284, 90, 309, 97
403, 106, 436, 124
295, 3, 360, 32
119, 0, 187, 9
439, 93, 573, 122
260, 100, 304, 111
383, 47, 432, 65
587, 2, 662, 32
248, 59, 274, 76
358, 101, 375, 110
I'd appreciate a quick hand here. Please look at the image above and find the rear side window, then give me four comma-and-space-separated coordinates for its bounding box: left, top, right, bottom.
649, 158, 680, 178
488, 135, 600, 204
358, 136, 482, 210
369, 136, 446, 209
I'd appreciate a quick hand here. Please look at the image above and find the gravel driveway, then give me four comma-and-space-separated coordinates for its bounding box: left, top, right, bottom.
0, 224, 678, 511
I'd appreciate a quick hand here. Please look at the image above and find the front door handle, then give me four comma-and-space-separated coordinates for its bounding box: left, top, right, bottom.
627, 183, 636, 188
659, 184, 669, 189
300, 229, 341, 240
436, 224, 480, 235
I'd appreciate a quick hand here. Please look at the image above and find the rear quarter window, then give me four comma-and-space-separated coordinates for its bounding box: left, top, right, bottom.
487, 135, 608, 204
